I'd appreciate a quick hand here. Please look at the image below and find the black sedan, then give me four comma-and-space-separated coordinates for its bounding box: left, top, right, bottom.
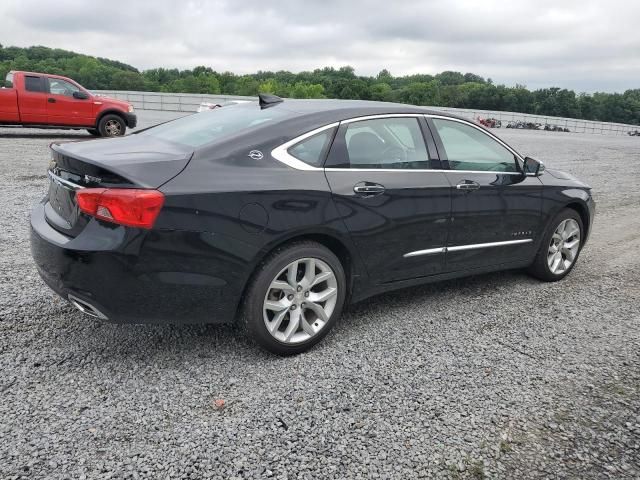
31, 95, 595, 354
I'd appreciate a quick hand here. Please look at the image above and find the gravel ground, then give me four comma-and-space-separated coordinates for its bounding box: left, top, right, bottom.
0, 113, 639, 479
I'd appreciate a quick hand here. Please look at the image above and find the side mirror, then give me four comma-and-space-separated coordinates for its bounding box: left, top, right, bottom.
73, 91, 90, 100
523, 156, 545, 176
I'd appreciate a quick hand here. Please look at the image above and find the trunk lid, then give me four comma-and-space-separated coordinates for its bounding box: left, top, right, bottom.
46, 135, 193, 237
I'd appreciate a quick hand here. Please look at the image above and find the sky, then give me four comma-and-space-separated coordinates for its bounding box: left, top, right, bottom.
1, 0, 638, 93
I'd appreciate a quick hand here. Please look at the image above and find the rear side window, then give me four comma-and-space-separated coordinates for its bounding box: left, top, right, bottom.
4, 72, 14, 88
140, 103, 293, 148
288, 128, 335, 167
25, 76, 45, 93
338, 117, 430, 169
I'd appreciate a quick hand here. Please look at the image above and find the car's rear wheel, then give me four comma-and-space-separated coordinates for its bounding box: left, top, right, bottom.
240, 241, 346, 355
528, 208, 583, 281
97, 114, 126, 137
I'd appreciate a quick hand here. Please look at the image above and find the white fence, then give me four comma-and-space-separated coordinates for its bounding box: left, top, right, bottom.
94, 90, 639, 136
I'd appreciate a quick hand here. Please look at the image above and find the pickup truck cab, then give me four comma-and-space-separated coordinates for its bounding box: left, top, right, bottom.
0, 71, 136, 137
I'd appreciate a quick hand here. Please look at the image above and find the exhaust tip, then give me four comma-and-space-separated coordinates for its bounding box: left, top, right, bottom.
68, 294, 108, 320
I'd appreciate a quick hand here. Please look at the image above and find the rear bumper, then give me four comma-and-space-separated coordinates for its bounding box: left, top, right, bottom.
30, 200, 243, 324
124, 112, 137, 128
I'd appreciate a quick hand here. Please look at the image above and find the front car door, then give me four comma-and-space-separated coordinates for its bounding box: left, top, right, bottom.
323, 115, 451, 283
46, 77, 94, 126
427, 116, 543, 271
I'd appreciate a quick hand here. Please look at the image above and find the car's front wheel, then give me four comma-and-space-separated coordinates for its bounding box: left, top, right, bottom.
528, 208, 583, 281
97, 114, 126, 137
241, 241, 346, 355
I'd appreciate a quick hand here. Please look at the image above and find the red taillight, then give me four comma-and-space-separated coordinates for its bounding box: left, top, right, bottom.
76, 188, 165, 229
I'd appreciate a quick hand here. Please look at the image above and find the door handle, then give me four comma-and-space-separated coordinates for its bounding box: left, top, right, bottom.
48, 98, 56, 103
456, 180, 480, 191
353, 182, 386, 197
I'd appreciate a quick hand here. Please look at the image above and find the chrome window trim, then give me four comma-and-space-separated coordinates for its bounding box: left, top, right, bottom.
270, 122, 338, 171
48, 170, 84, 191
269, 112, 526, 172
404, 239, 532, 258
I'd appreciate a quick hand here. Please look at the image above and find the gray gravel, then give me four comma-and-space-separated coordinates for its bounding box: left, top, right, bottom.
0, 114, 639, 479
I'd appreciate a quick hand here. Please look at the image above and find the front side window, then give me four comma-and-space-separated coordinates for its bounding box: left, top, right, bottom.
287, 128, 335, 167
432, 119, 518, 172
24, 76, 45, 93
48, 78, 80, 97
340, 117, 430, 169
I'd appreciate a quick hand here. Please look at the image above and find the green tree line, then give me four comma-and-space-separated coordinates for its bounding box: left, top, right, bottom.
1, 44, 638, 125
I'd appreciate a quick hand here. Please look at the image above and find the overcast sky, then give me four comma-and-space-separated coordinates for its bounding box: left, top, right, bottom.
1, 0, 638, 92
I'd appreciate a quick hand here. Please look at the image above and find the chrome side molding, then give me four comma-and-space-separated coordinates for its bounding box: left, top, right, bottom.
404, 239, 533, 258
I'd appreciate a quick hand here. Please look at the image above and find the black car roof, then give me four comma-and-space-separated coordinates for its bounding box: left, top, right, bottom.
272, 98, 442, 117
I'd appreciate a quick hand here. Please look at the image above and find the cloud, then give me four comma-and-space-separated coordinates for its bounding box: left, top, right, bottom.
1, 0, 638, 92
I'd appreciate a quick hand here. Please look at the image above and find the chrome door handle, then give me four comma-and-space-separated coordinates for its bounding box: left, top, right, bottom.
456, 181, 480, 191
353, 182, 386, 196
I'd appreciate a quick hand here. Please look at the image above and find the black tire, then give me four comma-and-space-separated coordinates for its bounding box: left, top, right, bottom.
240, 241, 347, 355
97, 114, 126, 137
87, 129, 100, 136
528, 208, 584, 282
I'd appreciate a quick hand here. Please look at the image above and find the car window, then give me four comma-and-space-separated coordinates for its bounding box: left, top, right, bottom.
5, 72, 14, 88
48, 78, 80, 97
140, 103, 293, 148
24, 76, 45, 93
342, 117, 430, 169
288, 128, 335, 167
432, 119, 518, 172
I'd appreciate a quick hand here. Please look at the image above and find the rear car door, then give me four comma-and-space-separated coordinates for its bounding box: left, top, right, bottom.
324, 115, 450, 283
428, 116, 543, 271
46, 77, 94, 126
18, 74, 48, 124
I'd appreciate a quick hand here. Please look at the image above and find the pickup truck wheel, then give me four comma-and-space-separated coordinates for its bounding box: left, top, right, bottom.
98, 114, 126, 137
87, 129, 100, 136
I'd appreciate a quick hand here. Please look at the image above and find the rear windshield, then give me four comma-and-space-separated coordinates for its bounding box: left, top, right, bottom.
4, 72, 14, 88
140, 103, 293, 148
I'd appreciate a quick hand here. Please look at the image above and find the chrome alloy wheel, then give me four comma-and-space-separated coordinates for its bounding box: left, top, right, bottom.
547, 218, 581, 274
263, 257, 338, 344
105, 119, 123, 136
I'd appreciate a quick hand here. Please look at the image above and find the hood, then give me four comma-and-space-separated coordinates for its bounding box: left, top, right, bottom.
92, 94, 131, 110
52, 135, 194, 188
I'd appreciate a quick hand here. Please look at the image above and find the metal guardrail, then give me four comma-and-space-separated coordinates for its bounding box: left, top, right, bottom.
94, 90, 639, 136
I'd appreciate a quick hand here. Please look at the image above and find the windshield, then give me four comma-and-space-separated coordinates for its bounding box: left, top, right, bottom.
4, 72, 14, 88
140, 103, 293, 148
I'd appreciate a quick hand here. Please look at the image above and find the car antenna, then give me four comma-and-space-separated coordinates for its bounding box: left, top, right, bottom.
258, 93, 283, 109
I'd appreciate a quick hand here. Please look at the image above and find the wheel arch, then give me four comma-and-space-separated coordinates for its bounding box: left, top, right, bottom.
564, 201, 591, 240
233, 230, 359, 321
95, 109, 129, 128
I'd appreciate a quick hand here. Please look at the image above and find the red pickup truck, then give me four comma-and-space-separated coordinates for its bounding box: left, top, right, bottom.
0, 71, 136, 137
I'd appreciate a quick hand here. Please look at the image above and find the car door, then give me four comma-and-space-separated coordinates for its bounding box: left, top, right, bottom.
427, 116, 543, 271
19, 74, 48, 124
46, 77, 94, 126
324, 115, 451, 283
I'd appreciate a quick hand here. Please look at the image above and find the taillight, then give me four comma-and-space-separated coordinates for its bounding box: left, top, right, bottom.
76, 188, 164, 229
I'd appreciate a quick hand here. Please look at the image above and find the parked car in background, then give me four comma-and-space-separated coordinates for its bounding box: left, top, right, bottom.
0, 71, 136, 136
477, 117, 501, 128
30, 96, 595, 355
627, 130, 639, 136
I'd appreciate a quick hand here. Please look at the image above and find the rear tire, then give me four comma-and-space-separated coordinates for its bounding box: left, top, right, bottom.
240, 241, 347, 355
87, 129, 100, 136
528, 208, 583, 282
97, 114, 126, 137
